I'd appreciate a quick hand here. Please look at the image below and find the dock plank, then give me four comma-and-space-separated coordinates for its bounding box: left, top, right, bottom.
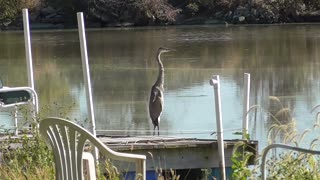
0, 134, 258, 172
98, 136, 258, 171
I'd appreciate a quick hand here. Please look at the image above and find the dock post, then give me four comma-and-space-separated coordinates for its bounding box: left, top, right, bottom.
210, 75, 226, 180
243, 73, 250, 139
76, 12, 98, 160
22, 9, 38, 130
14, 106, 18, 136
22, 9, 34, 90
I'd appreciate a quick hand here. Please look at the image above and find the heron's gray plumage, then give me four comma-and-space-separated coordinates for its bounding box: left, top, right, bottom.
149, 47, 174, 136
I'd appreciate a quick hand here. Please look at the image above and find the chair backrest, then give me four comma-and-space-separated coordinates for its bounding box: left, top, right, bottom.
39, 117, 146, 180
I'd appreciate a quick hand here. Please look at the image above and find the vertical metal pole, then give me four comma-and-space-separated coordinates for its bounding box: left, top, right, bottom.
210, 75, 226, 180
243, 73, 250, 139
14, 106, 18, 136
22, 9, 34, 90
76, 12, 98, 160
23, 9, 37, 128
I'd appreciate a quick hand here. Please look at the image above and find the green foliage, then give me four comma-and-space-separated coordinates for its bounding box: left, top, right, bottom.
231, 135, 255, 180
0, 0, 40, 27
231, 98, 320, 179
304, 0, 320, 11
201, 168, 212, 180
133, 0, 181, 23
89, 0, 181, 25
254, 0, 320, 23
266, 152, 320, 179
96, 158, 121, 180
0, 0, 20, 26
132, 0, 180, 21
262, 0, 305, 22
0, 102, 125, 179
0, 134, 55, 179
0, 114, 55, 179
156, 168, 181, 180
231, 150, 253, 179
262, 113, 320, 179
185, 3, 199, 16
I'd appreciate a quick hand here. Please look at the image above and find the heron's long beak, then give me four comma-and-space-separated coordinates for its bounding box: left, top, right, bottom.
166, 48, 176, 52
158, 47, 176, 56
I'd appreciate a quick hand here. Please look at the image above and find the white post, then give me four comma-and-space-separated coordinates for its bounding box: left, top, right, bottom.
243, 73, 250, 139
23, 9, 38, 127
22, 9, 35, 90
210, 75, 226, 180
76, 12, 98, 160
14, 106, 18, 136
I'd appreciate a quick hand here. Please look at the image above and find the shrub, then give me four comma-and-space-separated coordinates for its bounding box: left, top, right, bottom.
0, 0, 41, 27
0, 102, 124, 179
232, 98, 320, 179
0, 0, 21, 26
132, 0, 180, 23
304, 0, 320, 11
185, 3, 199, 16
0, 102, 71, 179
89, 0, 181, 25
0, 122, 55, 179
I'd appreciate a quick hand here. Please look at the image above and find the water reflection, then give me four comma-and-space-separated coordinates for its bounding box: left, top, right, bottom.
0, 25, 320, 149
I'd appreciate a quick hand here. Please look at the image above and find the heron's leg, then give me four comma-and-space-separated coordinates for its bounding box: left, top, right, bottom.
153, 126, 156, 136
158, 125, 160, 136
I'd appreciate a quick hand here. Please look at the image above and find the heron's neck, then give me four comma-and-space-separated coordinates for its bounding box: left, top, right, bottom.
155, 53, 164, 88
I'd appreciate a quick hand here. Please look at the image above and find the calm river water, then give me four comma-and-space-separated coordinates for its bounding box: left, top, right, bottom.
1, 24, 320, 149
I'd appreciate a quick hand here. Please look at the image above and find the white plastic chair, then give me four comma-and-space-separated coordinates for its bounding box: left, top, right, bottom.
39, 117, 146, 180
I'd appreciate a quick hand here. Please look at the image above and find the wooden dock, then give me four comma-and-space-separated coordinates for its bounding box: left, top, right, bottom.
98, 135, 258, 178
0, 134, 258, 169
0, 134, 258, 179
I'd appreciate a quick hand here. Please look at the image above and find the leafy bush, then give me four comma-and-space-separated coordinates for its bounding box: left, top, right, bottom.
0, 102, 123, 179
185, 3, 199, 16
89, 0, 180, 25
0, 103, 70, 179
0, 0, 41, 27
0, 0, 21, 26
304, 0, 320, 11
0, 134, 55, 179
231, 142, 255, 180
0, 110, 55, 179
132, 0, 181, 23
262, 0, 306, 22
232, 97, 320, 179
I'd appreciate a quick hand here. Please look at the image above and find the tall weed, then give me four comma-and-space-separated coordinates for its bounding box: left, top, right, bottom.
232, 96, 320, 179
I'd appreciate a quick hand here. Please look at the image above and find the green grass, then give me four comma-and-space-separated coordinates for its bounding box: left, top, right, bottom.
0, 103, 122, 180
232, 96, 320, 179
3, 97, 320, 179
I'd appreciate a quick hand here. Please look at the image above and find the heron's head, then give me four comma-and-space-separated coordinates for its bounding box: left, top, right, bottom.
157, 47, 175, 56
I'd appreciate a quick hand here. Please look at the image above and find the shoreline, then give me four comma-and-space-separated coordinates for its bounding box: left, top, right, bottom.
2, 19, 320, 32
1, 1, 319, 31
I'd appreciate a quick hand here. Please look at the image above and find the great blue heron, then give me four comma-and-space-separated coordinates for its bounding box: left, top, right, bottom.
149, 47, 175, 136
